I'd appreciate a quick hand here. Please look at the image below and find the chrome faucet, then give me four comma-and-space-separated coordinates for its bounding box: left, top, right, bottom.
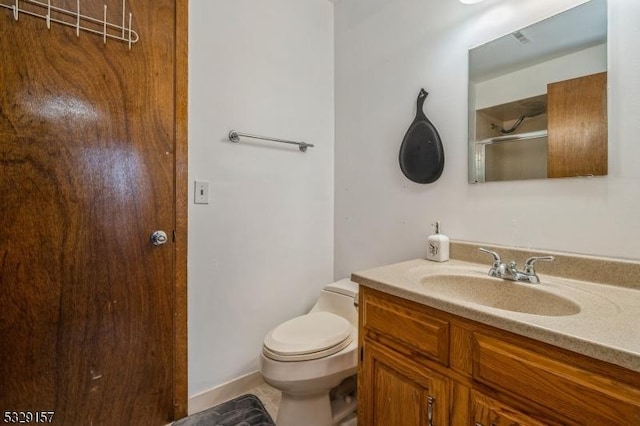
478, 248, 554, 284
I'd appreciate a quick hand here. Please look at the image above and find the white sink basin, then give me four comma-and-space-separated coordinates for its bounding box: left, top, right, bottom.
420, 273, 581, 316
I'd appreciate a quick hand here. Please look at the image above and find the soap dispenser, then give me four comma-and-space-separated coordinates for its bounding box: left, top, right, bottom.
427, 221, 449, 262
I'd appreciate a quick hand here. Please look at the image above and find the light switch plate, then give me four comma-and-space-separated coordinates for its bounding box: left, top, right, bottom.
194, 180, 209, 204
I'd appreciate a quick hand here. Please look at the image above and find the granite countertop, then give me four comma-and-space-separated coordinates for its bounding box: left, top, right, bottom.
351, 243, 640, 373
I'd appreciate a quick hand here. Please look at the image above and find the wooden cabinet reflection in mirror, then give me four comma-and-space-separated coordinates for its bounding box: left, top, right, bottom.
473, 72, 607, 182
547, 72, 607, 178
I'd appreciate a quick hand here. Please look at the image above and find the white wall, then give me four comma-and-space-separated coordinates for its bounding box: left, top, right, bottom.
334, 0, 640, 280
474, 43, 607, 109
188, 0, 334, 396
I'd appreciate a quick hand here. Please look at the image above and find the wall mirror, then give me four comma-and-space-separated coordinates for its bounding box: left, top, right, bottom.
468, 0, 607, 183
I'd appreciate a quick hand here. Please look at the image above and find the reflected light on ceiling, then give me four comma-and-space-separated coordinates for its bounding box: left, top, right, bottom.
460, 0, 485, 4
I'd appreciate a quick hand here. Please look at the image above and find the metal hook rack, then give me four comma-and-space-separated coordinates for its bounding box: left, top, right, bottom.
0, 0, 139, 49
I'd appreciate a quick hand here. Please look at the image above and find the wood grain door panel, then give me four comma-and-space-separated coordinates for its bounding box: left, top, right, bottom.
471, 391, 549, 426
472, 333, 640, 425
547, 72, 607, 178
0, 0, 180, 424
361, 340, 449, 426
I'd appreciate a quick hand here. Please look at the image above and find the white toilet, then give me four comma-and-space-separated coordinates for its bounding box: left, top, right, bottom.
259, 278, 359, 426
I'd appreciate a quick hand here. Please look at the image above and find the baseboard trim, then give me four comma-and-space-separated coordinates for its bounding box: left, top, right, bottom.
188, 371, 265, 415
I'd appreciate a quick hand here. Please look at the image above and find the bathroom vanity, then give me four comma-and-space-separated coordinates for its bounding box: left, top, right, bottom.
352, 242, 640, 425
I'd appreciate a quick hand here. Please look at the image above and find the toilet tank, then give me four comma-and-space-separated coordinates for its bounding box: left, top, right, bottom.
309, 278, 359, 327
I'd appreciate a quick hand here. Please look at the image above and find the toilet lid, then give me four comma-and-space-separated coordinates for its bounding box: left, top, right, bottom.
263, 312, 353, 359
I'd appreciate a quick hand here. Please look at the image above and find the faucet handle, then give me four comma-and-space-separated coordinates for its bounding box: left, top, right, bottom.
479, 248, 505, 277
523, 256, 555, 274
478, 248, 501, 265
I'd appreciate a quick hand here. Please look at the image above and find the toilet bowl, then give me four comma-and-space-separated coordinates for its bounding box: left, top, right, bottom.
259, 278, 359, 426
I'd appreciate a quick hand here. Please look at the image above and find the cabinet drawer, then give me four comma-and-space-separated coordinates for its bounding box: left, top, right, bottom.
472, 333, 640, 425
362, 291, 449, 366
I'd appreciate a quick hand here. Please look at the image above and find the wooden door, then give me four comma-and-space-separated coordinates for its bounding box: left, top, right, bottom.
0, 0, 187, 424
360, 340, 448, 426
547, 72, 607, 178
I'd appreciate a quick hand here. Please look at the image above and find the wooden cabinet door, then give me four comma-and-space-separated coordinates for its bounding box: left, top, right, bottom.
547, 72, 607, 178
471, 391, 548, 426
359, 340, 448, 426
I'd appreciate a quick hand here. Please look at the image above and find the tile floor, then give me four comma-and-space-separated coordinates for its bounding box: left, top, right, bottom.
249, 382, 282, 421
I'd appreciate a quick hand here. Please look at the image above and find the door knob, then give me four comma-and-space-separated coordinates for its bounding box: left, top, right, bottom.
150, 230, 168, 246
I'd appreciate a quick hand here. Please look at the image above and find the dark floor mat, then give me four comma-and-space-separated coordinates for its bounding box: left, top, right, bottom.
172, 394, 275, 426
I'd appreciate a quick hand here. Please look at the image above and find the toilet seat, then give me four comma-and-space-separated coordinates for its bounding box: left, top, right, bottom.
263, 312, 353, 362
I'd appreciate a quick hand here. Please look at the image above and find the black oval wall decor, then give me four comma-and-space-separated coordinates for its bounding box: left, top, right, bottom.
399, 89, 445, 184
